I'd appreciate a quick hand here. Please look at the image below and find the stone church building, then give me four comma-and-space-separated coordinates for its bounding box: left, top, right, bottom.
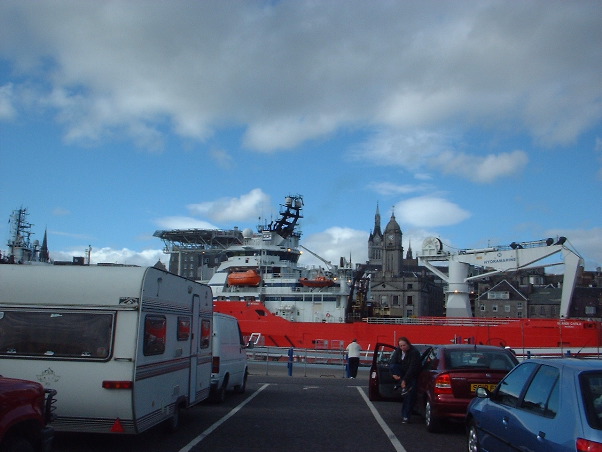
363, 204, 445, 318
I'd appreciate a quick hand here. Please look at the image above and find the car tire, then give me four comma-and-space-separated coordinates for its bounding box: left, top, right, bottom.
424, 400, 441, 433
211, 375, 228, 403
467, 421, 481, 452
235, 369, 248, 394
2, 436, 35, 452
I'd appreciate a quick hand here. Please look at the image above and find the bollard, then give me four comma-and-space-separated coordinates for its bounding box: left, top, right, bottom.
566, 350, 571, 357
527, 350, 531, 359
287, 347, 294, 376
344, 352, 350, 378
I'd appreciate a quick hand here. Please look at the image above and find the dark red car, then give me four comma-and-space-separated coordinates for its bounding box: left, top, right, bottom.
369, 343, 518, 432
0, 376, 56, 452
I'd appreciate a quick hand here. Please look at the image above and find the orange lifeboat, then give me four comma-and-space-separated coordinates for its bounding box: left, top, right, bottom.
227, 270, 262, 286
299, 276, 335, 288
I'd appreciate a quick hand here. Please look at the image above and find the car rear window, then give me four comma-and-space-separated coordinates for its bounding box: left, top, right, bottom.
581, 372, 602, 430
444, 350, 516, 371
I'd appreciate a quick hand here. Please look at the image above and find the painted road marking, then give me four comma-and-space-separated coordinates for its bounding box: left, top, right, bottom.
179, 383, 270, 452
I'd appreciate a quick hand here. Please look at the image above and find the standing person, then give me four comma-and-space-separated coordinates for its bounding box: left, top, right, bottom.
346, 338, 362, 378
390, 337, 421, 423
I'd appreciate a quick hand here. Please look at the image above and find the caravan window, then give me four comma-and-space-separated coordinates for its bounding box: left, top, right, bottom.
143, 315, 166, 356
200, 318, 211, 349
177, 316, 191, 341
0, 310, 113, 360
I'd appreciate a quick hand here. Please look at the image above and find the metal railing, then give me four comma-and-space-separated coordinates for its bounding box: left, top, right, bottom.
246, 346, 373, 377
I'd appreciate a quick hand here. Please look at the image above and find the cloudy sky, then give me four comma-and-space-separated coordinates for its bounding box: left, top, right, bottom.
1, 1, 601, 273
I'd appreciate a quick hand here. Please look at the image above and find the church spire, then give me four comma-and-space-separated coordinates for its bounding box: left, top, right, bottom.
372, 202, 382, 237
39, 228, 49, 262
406, 239, 413, 259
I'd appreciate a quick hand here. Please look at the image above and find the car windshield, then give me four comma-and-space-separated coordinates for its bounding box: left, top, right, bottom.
581, 371, 602, 430
444, 349, 516, 371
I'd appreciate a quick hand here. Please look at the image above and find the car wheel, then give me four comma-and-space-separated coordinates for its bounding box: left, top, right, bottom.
467, 421, 480, 452
2, 436, 35, 452
424, 400, 441, 433
211, 375, 228, 403
235, 369, 248, 394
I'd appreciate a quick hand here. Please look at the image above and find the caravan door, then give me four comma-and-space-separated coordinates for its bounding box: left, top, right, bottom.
187, 294, 200, 404
189, 291, 212, 405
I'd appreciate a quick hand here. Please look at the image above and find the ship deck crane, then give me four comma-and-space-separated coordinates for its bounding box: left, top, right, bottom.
299, 245, 334, 272
418, 236, 582, 318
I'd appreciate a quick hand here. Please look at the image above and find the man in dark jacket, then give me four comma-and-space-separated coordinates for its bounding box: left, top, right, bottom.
390, 336, 421, 423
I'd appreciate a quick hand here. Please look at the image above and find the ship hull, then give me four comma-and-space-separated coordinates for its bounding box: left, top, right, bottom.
214, 301, 602, 351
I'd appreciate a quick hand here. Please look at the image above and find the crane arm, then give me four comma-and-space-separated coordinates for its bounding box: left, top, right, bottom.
418, 237, 583, 318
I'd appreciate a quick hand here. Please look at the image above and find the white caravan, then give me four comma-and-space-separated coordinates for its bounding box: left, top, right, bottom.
0, 265, 213, 434
210, 313, 248, 402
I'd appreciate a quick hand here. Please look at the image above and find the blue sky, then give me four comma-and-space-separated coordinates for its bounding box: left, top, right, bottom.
1, 1, 601, 272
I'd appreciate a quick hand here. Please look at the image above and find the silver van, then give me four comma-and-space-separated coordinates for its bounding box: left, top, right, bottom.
210, 313, 249, 402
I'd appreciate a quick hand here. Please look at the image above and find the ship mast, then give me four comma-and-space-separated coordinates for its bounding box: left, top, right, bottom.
6, 207, 36, 263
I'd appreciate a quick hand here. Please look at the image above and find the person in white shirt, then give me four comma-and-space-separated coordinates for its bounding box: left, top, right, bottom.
346, 338, 362, 378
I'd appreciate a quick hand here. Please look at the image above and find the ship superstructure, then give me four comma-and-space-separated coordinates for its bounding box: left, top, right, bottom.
154, 195, 355, 323
3, 207, 49, 264
207, 195, 354, 323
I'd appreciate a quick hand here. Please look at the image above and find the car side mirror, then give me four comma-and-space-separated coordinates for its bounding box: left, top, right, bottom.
476, 387, 490, 398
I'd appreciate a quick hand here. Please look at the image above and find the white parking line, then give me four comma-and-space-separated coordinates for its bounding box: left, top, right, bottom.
356, 386, 407, 452
179, 383, 271, 452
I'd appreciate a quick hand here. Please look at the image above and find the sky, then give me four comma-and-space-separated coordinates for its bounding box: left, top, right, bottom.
1, 1, 601, 274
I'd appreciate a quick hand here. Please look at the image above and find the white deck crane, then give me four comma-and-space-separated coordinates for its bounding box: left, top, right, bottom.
418, 236, 582, 318
299, 245, 334, 271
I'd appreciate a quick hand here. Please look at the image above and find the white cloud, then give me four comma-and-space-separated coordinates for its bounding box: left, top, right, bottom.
300, 227, 368, 268
155, 216, 217, 230
51, 247, 167, 267
396, 196, 471, 228
594, 137, 602, 181
434, 149, 529, 183
368, 182, 433, 196
0, 84, 16, 120
1, 1, 600, 153
357, 129, 529, 183
186, 188, 271, 223
210, 148, 235, 170
51, 207, 71, 216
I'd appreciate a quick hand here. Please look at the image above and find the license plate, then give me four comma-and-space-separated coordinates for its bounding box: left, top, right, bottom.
471, 383, 497, 392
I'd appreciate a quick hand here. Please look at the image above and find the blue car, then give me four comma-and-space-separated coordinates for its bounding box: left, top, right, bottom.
466, 358, 602, 452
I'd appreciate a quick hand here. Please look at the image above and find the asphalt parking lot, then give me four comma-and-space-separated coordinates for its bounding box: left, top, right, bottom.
52, 362, 466, 452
